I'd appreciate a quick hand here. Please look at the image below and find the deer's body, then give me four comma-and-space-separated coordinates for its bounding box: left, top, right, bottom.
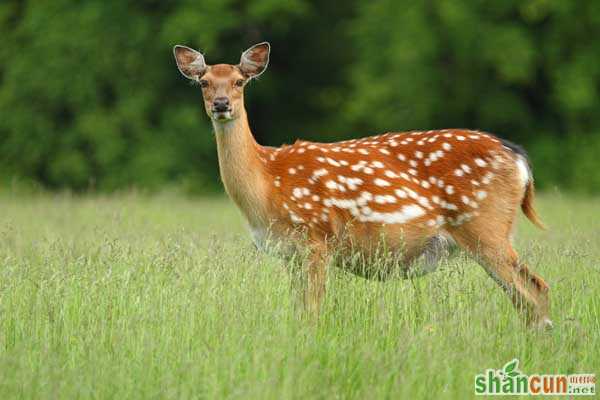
174, 42, 552, 328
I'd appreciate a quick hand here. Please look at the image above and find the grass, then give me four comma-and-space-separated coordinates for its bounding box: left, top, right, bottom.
0, 191, 599, 399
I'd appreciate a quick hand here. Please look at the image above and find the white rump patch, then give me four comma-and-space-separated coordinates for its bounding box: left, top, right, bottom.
515, 155, 530, 188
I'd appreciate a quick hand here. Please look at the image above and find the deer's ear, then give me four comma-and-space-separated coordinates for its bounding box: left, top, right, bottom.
173, 45, 207, 80
239, 42, 270, 79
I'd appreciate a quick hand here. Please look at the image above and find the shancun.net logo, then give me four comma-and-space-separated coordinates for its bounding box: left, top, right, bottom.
474, 359, 595, 396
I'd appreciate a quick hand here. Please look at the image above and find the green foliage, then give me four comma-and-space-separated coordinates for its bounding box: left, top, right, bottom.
0, 0, 312, 191
0, 0, 599, 192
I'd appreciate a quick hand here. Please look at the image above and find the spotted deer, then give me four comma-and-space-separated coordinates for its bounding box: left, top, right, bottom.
173, 42, 552, 329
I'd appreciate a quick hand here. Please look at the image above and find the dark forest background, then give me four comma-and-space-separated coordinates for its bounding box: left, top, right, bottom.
1, 0, 600, 193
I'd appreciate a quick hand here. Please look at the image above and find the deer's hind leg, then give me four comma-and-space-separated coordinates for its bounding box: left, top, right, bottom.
447, 204, 551, 329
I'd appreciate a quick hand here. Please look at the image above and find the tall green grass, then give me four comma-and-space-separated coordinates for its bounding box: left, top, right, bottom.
1, 192, 598, 399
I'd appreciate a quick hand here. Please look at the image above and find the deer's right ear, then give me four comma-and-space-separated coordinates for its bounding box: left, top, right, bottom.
173, 45, 207, 80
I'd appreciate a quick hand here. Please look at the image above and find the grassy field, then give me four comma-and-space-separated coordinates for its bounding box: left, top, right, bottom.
0, 191, 598, 399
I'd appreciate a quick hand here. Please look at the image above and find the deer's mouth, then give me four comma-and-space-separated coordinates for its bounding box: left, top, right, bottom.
211, 110, 233, 121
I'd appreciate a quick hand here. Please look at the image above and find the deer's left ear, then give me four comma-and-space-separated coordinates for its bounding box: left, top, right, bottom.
239, 42, 270, 79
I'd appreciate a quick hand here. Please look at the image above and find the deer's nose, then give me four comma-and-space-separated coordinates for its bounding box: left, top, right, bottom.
213, 97, 230, 112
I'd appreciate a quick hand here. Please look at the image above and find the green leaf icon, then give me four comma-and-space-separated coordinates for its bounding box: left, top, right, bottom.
504, 359, 519, 374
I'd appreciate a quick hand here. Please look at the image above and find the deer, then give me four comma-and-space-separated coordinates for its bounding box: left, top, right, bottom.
173, 42, 552, 329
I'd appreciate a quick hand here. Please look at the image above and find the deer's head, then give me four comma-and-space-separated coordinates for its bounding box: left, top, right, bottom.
173, 42, 270, 122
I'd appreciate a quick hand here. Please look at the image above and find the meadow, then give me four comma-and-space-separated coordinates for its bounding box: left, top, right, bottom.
0, 191, 598, 399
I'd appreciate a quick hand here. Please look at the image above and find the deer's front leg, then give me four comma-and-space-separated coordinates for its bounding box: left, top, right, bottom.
305, 244, 329, 316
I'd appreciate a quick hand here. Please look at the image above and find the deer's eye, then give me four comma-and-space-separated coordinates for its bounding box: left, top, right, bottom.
235, 79, 245, 87
198, 79, 209, 88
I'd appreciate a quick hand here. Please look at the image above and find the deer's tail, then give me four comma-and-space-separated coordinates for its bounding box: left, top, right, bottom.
501, 137, 546, 230
522, 179, 546, 230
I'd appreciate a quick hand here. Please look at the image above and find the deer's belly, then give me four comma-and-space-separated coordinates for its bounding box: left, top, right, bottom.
250, 223, 451, 279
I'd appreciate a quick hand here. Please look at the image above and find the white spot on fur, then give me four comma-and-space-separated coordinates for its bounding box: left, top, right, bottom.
374, 178, 391, 187
325, 180, 338, 190
474, 158, 487, 167
395, 189, 407, 198
313, 168, 328, 178
482, 172, 495, 185
375, 194, 397, 204
358, 204, 425, 224
326, 158, 340, 167
290, 212, 304, 223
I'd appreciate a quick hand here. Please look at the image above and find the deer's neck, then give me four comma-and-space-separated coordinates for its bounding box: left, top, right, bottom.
213, 110, 271, 227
